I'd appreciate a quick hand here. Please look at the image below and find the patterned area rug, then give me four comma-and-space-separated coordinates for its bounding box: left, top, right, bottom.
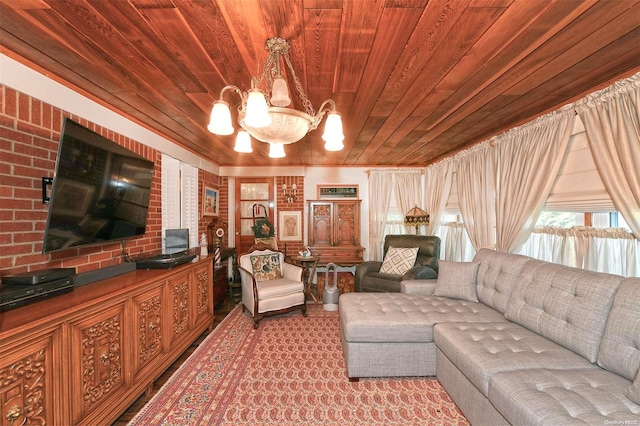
129, 303, 469, 425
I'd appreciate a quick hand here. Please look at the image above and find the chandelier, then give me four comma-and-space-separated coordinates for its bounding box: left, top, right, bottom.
207, 37, 345, 158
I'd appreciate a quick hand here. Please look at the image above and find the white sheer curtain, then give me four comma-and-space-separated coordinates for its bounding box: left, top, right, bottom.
575, 73, 640, 239
455, 142, 496, 250
368, 170, 394, 261
424, 161, 454, 236
394, 170, 422, 234
584, 228, 639, 277
436, 221, 476, 262
519, 226, 639, 277
518, 227, 581, 267
494, 105, 575, 252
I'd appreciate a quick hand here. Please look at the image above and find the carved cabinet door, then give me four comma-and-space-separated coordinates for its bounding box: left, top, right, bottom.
309, 202, 333, 246
335, 201, 360, 246
0, 331, 59, 425
131, 283, 164, 379
193, 262, 213, 329
68, 303, 126, 425
166, 271, 191, 346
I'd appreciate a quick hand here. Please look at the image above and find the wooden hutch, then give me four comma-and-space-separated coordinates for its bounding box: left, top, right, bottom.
307, 199, 364, 266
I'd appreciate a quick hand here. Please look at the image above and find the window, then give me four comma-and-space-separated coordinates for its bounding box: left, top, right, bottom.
161, 154, 199, 252
536, 211, 630, 230
521, 210, 638, 277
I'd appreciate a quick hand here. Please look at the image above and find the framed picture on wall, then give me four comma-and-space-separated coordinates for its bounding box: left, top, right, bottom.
279, 211, 302, 241
203, 186, 219, 217
317, 184, 359, 199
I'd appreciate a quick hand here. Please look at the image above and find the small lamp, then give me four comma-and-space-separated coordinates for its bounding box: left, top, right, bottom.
404, 206, 430, 235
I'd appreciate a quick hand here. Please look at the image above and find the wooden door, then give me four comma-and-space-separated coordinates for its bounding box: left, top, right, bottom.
235, 178, 274, 256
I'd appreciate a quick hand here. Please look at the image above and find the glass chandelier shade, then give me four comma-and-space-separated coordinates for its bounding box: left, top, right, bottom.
241, 107, 312, 144
322, 111, 345, 151
207, 37, 344, 158
244, 89, 271, 128
208, 101, 234, 135
270, 75, 291, 107
268, 143, 286, 158
234, 130, 253, 153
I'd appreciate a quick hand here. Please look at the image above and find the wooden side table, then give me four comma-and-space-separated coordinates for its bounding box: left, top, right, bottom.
289, 255, 319, 302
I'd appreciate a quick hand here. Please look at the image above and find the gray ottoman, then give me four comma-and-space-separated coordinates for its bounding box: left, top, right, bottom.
339, 292, 505, 381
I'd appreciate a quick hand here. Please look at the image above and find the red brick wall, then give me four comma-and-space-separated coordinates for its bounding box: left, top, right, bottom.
0, 85, 222, 278
276, 176, 305, 256
199, 170, 226, 246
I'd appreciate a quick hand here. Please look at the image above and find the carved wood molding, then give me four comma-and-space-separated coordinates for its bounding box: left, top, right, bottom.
172, 282, 189, 334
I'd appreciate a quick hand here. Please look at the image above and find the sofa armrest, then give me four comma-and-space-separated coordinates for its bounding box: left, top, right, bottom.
282, 262, 303, 281
355, 261, 383, 291
401, 279, 437, 295
402, 265, 438, 280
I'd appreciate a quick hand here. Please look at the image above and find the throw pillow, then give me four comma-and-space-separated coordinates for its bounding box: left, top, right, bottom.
379, 246, 419, 275
626, 369, 640, 405
250, 253, 282, 281
434, 260, 480, 302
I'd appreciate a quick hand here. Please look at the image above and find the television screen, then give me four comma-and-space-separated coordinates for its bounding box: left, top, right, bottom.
42, 118, 154, 253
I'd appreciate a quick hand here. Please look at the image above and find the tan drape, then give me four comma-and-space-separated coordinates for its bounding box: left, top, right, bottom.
424, 161, 454, 236
455, 142, 496, 250
575, 73, 640, 240
494, 105, 575, 252
368, 170, 394, 261
394, 171, 422, 234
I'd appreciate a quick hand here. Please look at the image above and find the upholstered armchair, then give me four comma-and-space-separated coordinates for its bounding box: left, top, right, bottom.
238, 247, 307, 328
355, 234, 441, 292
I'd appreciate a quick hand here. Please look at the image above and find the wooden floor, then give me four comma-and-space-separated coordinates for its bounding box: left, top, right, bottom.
112, 289, 242, 425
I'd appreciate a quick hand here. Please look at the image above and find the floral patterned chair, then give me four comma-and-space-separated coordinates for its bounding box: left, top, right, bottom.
238, 246, 307, 328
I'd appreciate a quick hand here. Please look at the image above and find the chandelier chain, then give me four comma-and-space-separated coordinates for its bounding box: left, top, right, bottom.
282, 52, 316, 119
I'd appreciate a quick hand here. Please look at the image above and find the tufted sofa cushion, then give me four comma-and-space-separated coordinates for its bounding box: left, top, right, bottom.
339, 292, 505, 344
434, 321, 596, 395
488, 368, 640, 424
598, 278, 640, 380
505, 259, 623, 363
474, 248, 530, 314
627, 371, 640, 405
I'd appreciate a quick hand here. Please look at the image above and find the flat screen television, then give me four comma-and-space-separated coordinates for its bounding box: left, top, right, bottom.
42, 118, 154, 253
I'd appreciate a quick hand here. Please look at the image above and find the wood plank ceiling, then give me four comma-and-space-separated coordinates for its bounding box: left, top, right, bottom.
1, 0, 639, 167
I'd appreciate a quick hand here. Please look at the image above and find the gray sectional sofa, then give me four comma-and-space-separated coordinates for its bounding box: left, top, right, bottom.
339, 248, 640, 425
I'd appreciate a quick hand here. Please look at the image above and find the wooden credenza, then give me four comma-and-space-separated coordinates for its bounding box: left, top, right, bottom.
308, 200, 364, 265
0, 255, 213, 426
